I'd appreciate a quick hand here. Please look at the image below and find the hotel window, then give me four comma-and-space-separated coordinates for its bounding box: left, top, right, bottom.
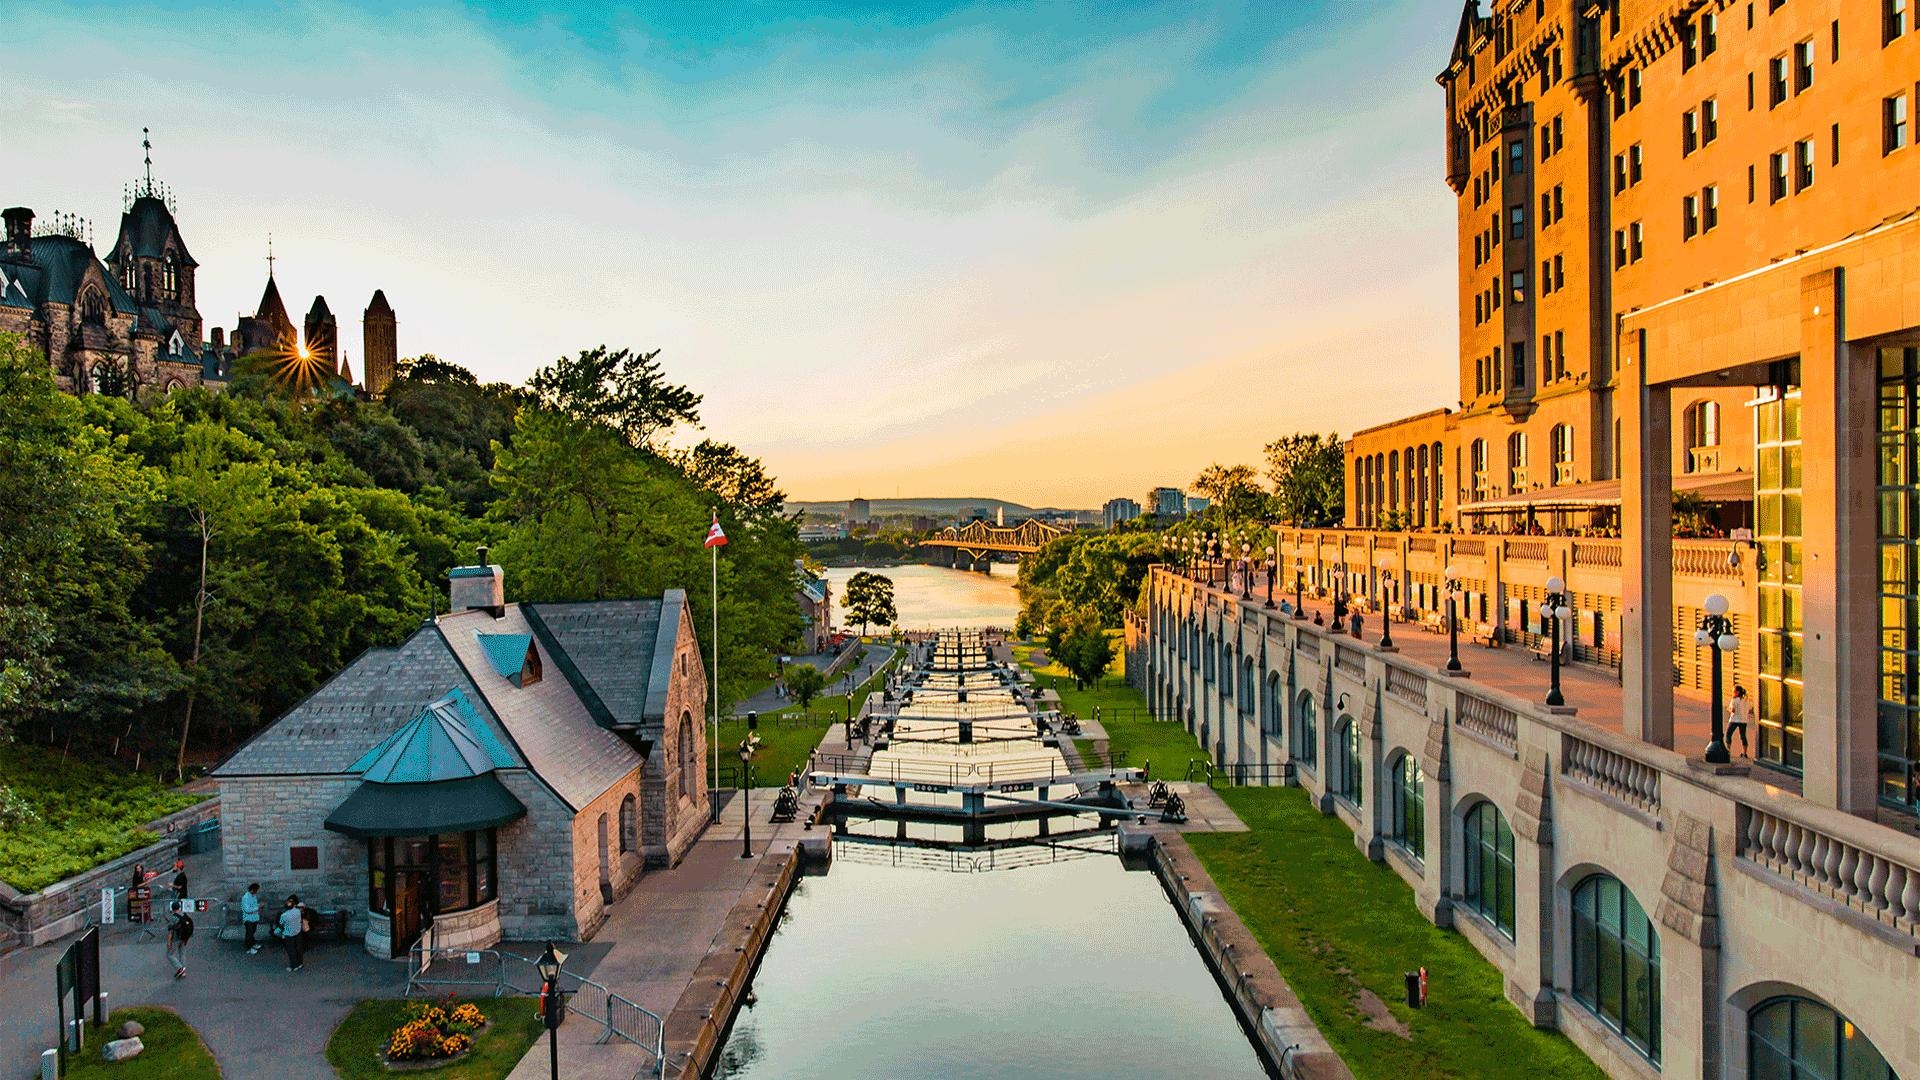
1875, 347, 1920, 812
1756, 390, 1805, 773
1891, 0, 1910, 43
1770, 56, 1789, 106
1491, 212, 1500, 247
1539, 122, 1552, 161
1571, 875, 1661, 1062
1748, 70, 1756, 110
1551, 423, 1575, 481
1540, 192, 1551, 224
1509, 140, 1525, 174
1510, 344, 1527, 388
1629, 143, 1643, 183
1510, 204, 1525, 239
1508, 430, 1528, 488
1629, 221, 1643, 261
1770, 150, 1790, 201
1794, 137, 1816, 190
1887, 93, 1910, 153
1613, 153, 1627, 193
1833, 121, 1842, 164
1492, 146, 1501, 182
1541, 333, 1553, 381
1703, 11, 1719, 56
1683, 400, 1721, 472
1704, 184, 1719, 230
1463, 801, 1516, 938
1492, 276, 1502, 310
1749, 163, 1757, 201
1833, 18, 1842, 61
1614, 228, 1628, 268
1794, 40, 1815, 93
1552, 115, 1564, 154
1703, 98, 1719, 143
1541, 258, 1553, 294
1683, 194, 1701, 239
1510, 269, 1526, 304
1628, 67, 1642, 107
1493, 346, 1503, 388
1552, 253, 1564, 289
1683, 109, 1700, 154
1683, 21, 1699, 69
1552, 183, 1564, 221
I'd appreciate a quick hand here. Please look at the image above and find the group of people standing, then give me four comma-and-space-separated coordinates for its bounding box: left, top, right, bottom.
153, 866, 311, 978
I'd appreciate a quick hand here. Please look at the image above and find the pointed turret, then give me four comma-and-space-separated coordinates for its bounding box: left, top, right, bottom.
362, 288, 397, 396
304, 294, 337, 373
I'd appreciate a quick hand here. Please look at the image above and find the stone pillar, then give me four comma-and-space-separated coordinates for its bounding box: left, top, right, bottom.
1797, 269, 1878, 813
1620, 330, 1676, 747
1353, 679, 1383, 861
1419, 701, 1454, 927
1656, 810, 1722, 1077
1509, 750, 1555, 1027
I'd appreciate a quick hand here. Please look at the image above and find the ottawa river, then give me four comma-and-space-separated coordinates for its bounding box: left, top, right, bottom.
821, 563, 1021, 630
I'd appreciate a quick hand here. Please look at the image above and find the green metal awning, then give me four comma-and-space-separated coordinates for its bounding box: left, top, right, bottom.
323, 774, 527, 839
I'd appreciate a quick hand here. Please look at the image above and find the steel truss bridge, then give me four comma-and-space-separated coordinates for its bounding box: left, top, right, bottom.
919, 517, 1068, 569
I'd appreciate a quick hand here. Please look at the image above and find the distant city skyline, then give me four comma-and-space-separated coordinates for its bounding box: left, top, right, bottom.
3, 1, 1459, 505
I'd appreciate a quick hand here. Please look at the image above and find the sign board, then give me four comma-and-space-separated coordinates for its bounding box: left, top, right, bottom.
128, 885, 152, 924
466, 952, 482, 965
99, 888, 115, 925
1730, 528, 1754, 542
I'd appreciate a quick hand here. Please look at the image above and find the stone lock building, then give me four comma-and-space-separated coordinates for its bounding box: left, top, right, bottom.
211, 556, 710, 957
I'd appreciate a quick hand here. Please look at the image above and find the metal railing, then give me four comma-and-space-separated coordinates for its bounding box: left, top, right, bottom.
405, 944, 665, 1077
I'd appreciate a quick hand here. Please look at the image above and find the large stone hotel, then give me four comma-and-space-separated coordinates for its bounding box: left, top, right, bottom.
1135, 1, 1920, 1076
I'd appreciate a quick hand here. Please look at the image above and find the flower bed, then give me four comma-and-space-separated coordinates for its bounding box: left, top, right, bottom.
384, 998, 486, 1067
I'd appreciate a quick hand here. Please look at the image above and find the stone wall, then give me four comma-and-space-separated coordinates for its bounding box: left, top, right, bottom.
565, 768, 647, 942
0, 798, 219, 948
1142, 566, 1920, 1079
491, 771, 581, 943
644, 601, 709, 869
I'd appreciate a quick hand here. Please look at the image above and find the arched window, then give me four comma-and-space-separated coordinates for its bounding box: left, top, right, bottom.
1204, 635, 1216, 684
1291, 691, 1318, 768
80, 287, 107, 326
1550, 424, 1576, 486
1507, 432, 1529, 492
1749, 996, 1893, 1079
1330, 717, 1362, 804
1572, 874, 1660, 1060
618, 794, 637, 853
1389, 754, 1424, 860
1464, 801, 1516, 938
1220, 640, 1233, 700
677, 713, 696, 801
1682, 400, 1721, 473
1240, 658, 1256, 716
162, 255, 178, 296
1263, 672, 1283, 736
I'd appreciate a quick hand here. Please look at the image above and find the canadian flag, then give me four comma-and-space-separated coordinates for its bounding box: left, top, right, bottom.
705, 513, 728, 549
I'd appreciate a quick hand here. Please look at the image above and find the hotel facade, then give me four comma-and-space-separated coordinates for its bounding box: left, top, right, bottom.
1137, 1, 1920, 1076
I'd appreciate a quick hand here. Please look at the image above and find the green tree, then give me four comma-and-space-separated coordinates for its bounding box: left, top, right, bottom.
785, 664, 827, 709
1192, 462, 1267, 520
1060, 623, 1116, 690
527, 346, 702, 452
679, 440, 786, 520
1017, 532, 1167, 632
1264, 432, 1346, 527
841, 572, 897, 636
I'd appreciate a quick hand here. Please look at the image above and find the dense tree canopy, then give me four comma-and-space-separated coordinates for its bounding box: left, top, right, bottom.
1015, 532, 1167, 637
0, 332, 803, 775
1264, 432, 1345, 527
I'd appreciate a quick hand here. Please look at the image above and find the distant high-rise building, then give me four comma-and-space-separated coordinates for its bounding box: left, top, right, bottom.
362, 289, 397, 396
846, 498, 871, 523
1147, 487, 1185, 518
1103, 498, 1141, 529
1186, 496, 1210, 515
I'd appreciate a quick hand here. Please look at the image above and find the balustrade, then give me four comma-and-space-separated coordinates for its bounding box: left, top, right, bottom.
1452, 538, 1487, 559
1673, 541, 1741, 580
1559, 732, 1660, 813
1571, 540, 1622, 568
1739, 805, 1920, 935
1335, 646, 1365, 677
1455, 694, 1518, 753
1385, 665, 1427, 706
1504, 539, 1548, 563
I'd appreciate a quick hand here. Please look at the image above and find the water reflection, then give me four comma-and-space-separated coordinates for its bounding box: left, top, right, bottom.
821, 564, 1020, 629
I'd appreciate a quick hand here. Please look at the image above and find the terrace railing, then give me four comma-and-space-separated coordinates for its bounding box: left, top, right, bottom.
1737, 805, 1920, 936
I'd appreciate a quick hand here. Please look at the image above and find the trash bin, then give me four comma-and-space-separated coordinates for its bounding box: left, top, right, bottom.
1404, 971, 1423, 1008
185, 819, 222, 854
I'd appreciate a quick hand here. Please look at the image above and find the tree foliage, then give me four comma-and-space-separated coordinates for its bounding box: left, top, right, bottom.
842, 572, 897, 636
1016, 532, 1166, 635
785, 664, 826, 709
1191, 462, 1268, 521
526, 346, 702, 452
1264, 432, 1346, 527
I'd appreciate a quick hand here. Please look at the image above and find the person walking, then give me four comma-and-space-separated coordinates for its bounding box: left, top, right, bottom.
278, 895, 305, 972
240, 883, 262, 954
165, 905, 194, 979
1726, 684, 1753, 757
169, 859, 189, 902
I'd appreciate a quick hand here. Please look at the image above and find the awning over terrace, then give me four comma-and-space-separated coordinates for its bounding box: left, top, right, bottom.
1457, 470, 1753, 514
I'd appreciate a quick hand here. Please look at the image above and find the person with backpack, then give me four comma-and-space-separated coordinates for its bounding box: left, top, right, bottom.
165, 904, 194, 979
277, 895, 306, 972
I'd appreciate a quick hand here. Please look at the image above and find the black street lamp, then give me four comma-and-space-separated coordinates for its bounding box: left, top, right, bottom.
738, 726, 761, 859
1696, 593, 1738, 763
1293, 559, 1306, 618
1542, 575, 1572, 707
1240, 541, 1254, 600
1444, 564, 1463, 673
1263, 545, 1277, 609
537, 941, 569, 1080
1378, 556, 1396, 650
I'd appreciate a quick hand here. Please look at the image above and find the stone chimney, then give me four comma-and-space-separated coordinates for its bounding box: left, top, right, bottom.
211, 326, 225, 349
449, 544, 505, 616
3, 207, 34, 262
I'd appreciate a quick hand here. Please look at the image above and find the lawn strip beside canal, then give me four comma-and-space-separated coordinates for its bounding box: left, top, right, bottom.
708, 644, 901, 787
1016, 639, 1204, 775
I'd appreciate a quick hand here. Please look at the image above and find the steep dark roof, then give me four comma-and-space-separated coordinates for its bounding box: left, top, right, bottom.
256, 274, 290, 324
307, 294, 332, 319
113, 196, 197, 266
524, 595, 682, 731
366, 289, 393, 315
212, 624, 524, 777
0, 236, 139, 313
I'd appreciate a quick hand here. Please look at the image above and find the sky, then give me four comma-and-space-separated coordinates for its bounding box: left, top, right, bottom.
2, 0, 1461, 508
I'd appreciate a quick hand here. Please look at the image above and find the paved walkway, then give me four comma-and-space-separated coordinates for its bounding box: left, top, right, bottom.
0, 850, 408, 1080
506, 788, 828, 1080
735, 645, 897, 716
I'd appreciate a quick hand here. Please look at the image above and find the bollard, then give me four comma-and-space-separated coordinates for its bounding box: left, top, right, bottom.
41, 1048, 58, 1080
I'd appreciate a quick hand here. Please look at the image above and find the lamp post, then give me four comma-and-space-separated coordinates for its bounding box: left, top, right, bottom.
1378, 556, 1396, 651
1696, 593, 1738, 763
1264, 545, 1277, 608
537, 941, 569, 1080
1293, 559, 1306, 618
738, 728, 761, 859
1240, 541, 1254, 599
1444, 564, 1463, 673
1542, 575, 1572, 707
1206, 533, 1219, 587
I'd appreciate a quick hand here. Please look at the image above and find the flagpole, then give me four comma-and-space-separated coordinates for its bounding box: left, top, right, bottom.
710, 512, 721, 824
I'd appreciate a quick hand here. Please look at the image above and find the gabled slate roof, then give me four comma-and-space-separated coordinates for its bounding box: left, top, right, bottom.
212, 624, 523, 777
0, 236, 140, 313
524, 593, 683, 731
112, 196, 197, 265
349, 688, 515, 783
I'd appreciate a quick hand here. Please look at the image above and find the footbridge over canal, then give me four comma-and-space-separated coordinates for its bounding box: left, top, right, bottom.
919, 517, 1067, 571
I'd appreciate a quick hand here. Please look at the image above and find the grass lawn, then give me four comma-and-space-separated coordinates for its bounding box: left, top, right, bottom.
326, 997, 543, 1080
708, 644, 902, 787
0, 743, 205, 892
65, 1007, 219, 1080
1013, 638, 1204, 776
1188, 788, 1604, 1080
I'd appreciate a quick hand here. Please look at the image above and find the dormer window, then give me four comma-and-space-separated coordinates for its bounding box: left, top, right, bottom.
163, 255, 178, 296
477, 632, 541, 688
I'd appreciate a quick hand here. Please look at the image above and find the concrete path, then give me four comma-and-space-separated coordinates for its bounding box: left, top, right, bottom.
734, 645, 897, 716
0, 849, 409, 1080
506, 788, 829, 1080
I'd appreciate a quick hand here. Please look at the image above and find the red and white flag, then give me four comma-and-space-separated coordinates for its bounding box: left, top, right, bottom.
704, 513, 729, 549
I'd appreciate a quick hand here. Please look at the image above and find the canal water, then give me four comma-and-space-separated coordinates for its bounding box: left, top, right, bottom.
712, 844, 1267, 1079
822, 563, 1021, 630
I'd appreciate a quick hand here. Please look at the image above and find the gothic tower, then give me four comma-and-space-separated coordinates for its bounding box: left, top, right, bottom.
104, 129, 203, 358
362, 289, 396, 396
304, 294, 337, 375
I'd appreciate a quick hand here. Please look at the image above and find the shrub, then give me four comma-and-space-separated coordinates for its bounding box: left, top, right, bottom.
385, 997, 486, 1061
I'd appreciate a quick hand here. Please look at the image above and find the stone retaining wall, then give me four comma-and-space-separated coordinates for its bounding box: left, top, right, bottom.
0, 797, 220, 948
660, 844, 800, 1078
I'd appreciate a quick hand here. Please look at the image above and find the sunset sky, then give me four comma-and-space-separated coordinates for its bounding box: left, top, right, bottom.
4, 1, 1460, 507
